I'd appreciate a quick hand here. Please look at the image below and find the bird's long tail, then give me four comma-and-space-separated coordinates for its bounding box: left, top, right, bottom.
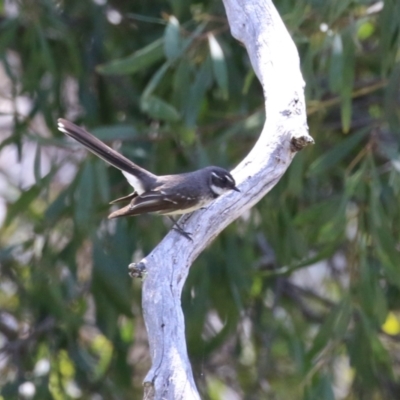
57, 118, 156, 185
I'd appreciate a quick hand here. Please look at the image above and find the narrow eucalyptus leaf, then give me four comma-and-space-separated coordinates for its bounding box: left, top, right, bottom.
74, 161, 94, 229
172, 58, 191, 110
93, 239, 132, 316
309, 127, 369, 175
328, 34, 343, 92
184, 57, 213, 126
142, 62, 171, 99
208, 34, 228, 99
45, 188, 70, 224
141, 95, 180, 122
4, 172, 54, 227
384, 62, 400, 131
94, 161, 110, 203
340, 31, 355, 132
33, 144, 41, 183
164, 16, 181, 61
96, 39, 164, 76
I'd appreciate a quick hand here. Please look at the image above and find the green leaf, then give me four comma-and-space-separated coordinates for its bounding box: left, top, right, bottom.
340, 31, 355, 132
0, 244, 21, 263
4, 172, 54, 227
242, 69, 255, 95
36, 24, 56, 74
94, 161, 110, 203
328, 0, 352, 23
142, 62, 171, 99
184, 56, 213, 127
328, 34, 343, 92
0, 18, 18, 54
384, 62, 400, 131
347, 311, 393, 385
34, 144, 42, 183
359, 256, 388, 326
307, 375, 335, 400
379, 0, 400, 74
74, 161, 94, 229
357, 20, 375, 41
96, 38, 164, 76
208, 34, 228, 99
373, 221, 400, 289
164, 16, 181, 61
173, 58, 191, 110
294, 196, 341, 227
308, 127, 369, 176
141, 95, 180, 122
45, 188, 70, 225
126, 12, 166, 24
307, 300, 352, 361
92, 238, 132, 317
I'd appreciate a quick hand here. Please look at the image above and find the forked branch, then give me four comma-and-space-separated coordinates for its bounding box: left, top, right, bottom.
136, 1, 313, 399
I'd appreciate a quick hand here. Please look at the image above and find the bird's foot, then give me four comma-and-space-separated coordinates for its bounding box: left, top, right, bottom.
172, 226, 193, 241
169, 217, 193, 241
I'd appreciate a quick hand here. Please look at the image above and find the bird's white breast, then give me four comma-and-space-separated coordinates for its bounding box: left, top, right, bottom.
210, 184, 227, 196
160, 197, 212, 215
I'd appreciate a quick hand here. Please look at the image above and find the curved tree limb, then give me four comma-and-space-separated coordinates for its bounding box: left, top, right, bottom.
136, 0, 313, 398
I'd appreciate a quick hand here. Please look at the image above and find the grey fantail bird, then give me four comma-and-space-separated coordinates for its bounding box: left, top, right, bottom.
58, 119, 239, 238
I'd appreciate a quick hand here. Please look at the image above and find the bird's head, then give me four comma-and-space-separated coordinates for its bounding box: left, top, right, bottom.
208, 167, 240, 197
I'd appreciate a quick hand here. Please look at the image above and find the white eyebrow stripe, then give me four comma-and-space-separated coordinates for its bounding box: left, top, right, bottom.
224, 174, 234, 183
212, 171, 234, 183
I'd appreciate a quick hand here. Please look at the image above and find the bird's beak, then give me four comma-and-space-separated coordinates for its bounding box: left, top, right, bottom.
233, 186, 240, 192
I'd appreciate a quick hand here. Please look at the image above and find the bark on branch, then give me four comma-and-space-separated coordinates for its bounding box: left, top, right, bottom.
135, 1, 313, 398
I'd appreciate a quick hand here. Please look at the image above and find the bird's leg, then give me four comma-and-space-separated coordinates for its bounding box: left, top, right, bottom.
168, 216, 192, 241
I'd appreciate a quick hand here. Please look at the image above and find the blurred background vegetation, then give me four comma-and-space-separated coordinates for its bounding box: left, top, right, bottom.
0, 0, 399, 399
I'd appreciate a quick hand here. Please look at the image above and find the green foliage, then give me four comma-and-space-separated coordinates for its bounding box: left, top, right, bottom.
0, 0, 400, 399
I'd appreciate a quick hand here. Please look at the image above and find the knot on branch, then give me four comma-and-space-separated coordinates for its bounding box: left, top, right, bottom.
128, 262, 147, 279
290, 135, 315, 152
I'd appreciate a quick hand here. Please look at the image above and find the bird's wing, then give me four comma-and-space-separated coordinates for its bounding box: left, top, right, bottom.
107, 191, 199, 219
